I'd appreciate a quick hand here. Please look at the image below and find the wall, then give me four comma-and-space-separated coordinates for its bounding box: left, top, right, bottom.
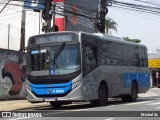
0, 49, 26, 100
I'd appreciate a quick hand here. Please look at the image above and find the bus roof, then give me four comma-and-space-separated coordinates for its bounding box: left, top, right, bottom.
29, 31, 147, 48
81, 32, 147, 48
29, 31, 79, 39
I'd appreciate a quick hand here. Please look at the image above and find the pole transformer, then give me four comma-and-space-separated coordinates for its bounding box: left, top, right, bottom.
42, 0, 52, 33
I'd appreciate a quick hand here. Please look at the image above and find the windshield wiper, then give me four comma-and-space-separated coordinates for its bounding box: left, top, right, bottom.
54, 42, 66, 59
53, 42, 66, 68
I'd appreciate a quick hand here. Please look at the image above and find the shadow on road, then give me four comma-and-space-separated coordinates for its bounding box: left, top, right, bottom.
15, 96, 159, 111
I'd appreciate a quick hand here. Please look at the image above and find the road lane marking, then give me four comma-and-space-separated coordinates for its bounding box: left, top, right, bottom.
105, 118, 114, 120
124, 101, 153, 105
146, 102, 160, 105
9, 117, 31, 120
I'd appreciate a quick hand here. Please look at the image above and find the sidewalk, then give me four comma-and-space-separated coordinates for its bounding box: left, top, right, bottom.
138, 88, 160, 97
0, 100, 48, 111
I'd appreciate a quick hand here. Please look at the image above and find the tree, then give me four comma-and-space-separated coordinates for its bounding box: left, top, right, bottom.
123, 37, 141, 43
105, 17, 118, 34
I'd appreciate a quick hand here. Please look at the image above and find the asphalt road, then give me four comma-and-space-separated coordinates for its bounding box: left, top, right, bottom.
1, 96, 160, 120
1, 95, 160, 120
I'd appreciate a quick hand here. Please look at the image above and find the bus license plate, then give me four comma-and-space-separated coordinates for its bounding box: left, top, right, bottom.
44, 98, 57, 102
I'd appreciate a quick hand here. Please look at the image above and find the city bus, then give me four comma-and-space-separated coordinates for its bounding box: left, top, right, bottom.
26, 31, 150, 108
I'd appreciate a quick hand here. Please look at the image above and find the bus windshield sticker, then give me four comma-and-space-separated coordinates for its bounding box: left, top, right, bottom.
31, 50, 39, 54
40, 49, 46, 53
50, 69, 55, 75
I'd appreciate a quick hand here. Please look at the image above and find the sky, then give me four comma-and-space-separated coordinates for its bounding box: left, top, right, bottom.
0, 0, 160, 51
107, 0, 160, 51
0, 1, 42, 50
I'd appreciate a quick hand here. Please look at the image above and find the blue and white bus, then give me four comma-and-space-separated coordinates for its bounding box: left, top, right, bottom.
26, 31, 150, 108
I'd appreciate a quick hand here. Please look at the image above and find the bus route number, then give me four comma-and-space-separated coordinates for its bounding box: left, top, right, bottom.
53, 89, 64, 94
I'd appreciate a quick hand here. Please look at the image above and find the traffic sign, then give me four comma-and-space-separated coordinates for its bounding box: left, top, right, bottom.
23, 0, 45, 10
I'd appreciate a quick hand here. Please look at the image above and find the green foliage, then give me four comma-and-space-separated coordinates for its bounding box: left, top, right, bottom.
123, 37, 141, 43
105, 17, 118, 34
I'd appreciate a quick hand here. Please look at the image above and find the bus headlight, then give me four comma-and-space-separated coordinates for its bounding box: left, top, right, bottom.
72, 80, 81, 90
26, 82, 31, 91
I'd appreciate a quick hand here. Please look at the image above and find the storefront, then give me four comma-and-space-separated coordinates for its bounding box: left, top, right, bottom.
148, 58, 160, 88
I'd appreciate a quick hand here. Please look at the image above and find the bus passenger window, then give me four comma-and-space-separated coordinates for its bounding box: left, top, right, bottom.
83, 46, 97, 76
135, 53, 140, 67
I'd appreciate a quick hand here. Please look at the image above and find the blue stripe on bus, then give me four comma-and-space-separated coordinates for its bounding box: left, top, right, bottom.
30, 81, 72, 95
31, 85, 71, 95
123, 73, 150, 87
30, 81, 72, 88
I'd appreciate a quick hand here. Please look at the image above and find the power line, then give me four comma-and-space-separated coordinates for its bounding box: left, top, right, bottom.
110, 7, 160, 22
0, 0, 12, 14
111, 0, 160, 17
0, 1, 97, 21
134, 0, 160, 7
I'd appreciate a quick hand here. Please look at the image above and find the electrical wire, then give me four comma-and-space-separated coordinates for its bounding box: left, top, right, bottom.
110, 7, 160, 22
134, 0, 160, 7
110, 0, 160, 19
0, 0, 97, 23
54, 3, 97, 28
0, 0, 12, 14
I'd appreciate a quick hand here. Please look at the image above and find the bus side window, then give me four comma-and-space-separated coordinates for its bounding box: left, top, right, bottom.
83, 46, 97, 76
122, 45, 134, 66
134, 46, 141, 67
142, 47, 148, 67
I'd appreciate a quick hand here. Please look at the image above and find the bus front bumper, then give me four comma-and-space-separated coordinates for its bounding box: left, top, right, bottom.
26, 85, 84, 103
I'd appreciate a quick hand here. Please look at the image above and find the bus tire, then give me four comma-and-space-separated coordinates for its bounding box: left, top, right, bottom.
121, 82, 138, 102
50, 101, 62, 108
91, 83, 108, 106
130, 82, 138, 102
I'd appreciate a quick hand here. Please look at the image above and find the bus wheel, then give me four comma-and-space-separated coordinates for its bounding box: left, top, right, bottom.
130, 82, 138, 102
91, 84, 108, 106
50, 102, 62, 109
121, 82, 138, 102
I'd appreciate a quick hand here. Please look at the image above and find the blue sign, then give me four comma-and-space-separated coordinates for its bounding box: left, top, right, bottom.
50, 69, 55, 75
23, 0, 45, 10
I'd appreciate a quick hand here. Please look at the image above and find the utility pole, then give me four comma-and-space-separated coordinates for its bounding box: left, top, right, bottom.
97, 0, 108, 33
51, 1, 56, 32
39, 11, 41, 34
8, 24, 10, 50
45, 0, 52, 33
101, 0, 107, 34
42, 0, 57, 33
20, 10, 26, 51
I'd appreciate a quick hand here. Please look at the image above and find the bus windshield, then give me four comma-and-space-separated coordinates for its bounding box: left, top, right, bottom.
29, 44, 80, 76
